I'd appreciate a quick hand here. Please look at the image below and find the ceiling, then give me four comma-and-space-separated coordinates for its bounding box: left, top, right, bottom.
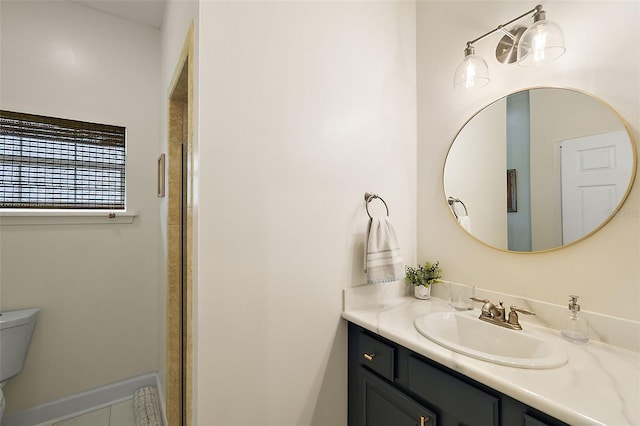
72, 1, 166, 29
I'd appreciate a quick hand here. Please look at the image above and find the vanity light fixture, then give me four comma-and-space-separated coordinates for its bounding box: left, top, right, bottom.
454, 4, 565, 90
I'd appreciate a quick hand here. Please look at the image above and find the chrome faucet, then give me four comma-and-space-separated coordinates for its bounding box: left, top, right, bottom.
470, 297, 535, 330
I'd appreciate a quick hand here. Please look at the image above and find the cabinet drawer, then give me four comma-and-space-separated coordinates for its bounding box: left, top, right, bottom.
357, 331, 395, 381
407, 356, 498, 426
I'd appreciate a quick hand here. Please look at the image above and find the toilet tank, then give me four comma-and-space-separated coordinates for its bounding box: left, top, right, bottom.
0, 308, 39, 382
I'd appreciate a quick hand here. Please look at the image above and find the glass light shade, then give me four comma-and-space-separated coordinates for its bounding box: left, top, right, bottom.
517, 19, 565, 66
453, 54, 490, 90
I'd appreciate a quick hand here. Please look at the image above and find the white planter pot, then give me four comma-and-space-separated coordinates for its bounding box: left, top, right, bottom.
414, 285, 431, 300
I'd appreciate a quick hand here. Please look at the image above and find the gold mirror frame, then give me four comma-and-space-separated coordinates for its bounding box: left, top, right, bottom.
443, 87, 637, 254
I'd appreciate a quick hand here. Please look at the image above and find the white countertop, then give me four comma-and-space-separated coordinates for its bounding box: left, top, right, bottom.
342, 293, 640, 426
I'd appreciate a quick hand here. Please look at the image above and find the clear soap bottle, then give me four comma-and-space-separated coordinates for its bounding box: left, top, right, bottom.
561, 295, 589, 343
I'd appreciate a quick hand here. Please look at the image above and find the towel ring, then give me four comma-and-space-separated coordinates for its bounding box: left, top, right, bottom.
364, 192, 389, 219
447, 196, 468, 219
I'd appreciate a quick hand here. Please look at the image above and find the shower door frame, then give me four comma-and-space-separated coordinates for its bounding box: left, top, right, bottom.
166, 21, 194, 426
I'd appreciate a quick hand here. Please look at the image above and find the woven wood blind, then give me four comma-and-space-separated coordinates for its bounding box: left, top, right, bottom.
0, 110, 126, 209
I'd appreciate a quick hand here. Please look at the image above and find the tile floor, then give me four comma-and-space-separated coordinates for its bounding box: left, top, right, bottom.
33, 399, 136, 426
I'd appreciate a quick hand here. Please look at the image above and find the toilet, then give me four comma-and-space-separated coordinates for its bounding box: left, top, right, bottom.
0, 308, 39, 425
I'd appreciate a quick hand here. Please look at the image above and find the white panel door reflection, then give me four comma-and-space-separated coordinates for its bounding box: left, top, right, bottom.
561, 130, 633, 244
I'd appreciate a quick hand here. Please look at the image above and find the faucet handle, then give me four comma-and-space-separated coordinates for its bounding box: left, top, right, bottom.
510, 306, 535, 316
507, 306, 536, 329
470, 297, 489, 304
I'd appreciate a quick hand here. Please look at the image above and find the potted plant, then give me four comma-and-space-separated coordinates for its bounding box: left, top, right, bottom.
405, 261, 442, 299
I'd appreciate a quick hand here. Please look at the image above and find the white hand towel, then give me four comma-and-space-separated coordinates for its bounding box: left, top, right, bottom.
365, 217, 404, 284
458, 215, 472, 232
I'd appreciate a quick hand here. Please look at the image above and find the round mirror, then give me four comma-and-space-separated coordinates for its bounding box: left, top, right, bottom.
443, 88, 637, 253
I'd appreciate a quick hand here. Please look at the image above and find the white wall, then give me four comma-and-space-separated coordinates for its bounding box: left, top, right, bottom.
196, 2, 416, 425
0, 1, 161, 413
417, 1, 639, 320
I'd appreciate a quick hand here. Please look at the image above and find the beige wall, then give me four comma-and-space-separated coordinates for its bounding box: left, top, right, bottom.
0, 1, 161, 413
417, 1, 639, 320
196, 2, 417, 425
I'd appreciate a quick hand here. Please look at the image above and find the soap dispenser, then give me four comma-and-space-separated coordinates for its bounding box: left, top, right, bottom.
561, 295, 589, 343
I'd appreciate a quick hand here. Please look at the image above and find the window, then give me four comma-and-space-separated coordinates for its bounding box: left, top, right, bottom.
0, 110, 126, 210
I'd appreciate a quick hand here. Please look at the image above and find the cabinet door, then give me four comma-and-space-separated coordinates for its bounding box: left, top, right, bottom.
356, 367, 436, 426
407, 356, 498, 426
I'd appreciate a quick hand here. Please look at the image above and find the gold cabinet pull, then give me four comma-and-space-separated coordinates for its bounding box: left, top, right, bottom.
420, 416, 430, 426
363, 353, 375, 361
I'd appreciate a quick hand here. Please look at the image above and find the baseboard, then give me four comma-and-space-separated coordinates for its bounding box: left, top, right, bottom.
153, 373, 168, 426
4, 372, 159, 426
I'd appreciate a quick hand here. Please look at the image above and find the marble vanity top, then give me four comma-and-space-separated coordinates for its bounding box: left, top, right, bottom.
342, 286, 640, 426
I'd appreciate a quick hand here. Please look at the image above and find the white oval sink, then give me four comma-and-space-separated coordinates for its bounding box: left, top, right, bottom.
414, 311, 568, 369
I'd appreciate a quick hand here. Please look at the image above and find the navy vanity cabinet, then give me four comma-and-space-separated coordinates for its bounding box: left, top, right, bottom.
348, 322, 569, 426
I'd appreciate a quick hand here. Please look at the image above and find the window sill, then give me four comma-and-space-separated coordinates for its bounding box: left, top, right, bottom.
0, 211, 137, 225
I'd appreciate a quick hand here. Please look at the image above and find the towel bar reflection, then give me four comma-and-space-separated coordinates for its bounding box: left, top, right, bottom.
364, 192, 390, 219
447, 196, 468, 219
